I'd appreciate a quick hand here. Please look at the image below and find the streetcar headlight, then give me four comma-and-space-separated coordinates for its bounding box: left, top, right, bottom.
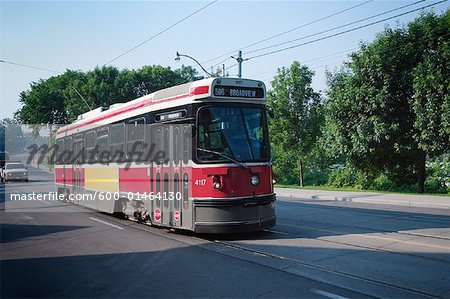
213, 175, 222, 190
250, 175, 260, 186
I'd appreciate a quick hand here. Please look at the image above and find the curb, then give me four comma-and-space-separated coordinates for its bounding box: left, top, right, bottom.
275, 188, 450, 210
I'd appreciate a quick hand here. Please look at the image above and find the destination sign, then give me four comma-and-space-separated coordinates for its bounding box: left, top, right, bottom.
156, 110, 186, 122
213, 85, 264, 98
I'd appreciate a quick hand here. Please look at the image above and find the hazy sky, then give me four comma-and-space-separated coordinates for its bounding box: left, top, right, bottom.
1, 0, 448, 120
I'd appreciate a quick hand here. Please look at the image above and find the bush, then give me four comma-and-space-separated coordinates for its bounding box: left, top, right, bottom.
327, 167, 357, 188
425, 156, 450, 194
369, 173, 395, 191
271, 145, 299, 185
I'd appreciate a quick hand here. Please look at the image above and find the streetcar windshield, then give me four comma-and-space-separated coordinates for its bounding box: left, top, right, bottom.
197, 106, 270, 162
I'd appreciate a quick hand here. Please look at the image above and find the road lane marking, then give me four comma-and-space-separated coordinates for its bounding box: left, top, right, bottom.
311, 288, 349, 299
89, 217, 124, 230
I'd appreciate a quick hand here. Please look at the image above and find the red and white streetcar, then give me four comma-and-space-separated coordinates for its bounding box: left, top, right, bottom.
54, 77, 276, 233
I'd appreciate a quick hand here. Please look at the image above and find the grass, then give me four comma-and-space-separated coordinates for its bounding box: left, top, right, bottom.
275, 184, 450, 197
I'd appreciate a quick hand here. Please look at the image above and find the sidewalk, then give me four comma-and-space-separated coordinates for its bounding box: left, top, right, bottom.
275, 187, 450, 209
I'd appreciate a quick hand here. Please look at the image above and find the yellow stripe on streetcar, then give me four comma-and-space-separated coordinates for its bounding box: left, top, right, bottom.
85, 168, 119, 192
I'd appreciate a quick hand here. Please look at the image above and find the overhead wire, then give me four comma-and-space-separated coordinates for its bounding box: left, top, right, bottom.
1, 60, 94, 111
0, 59, 61, 74
104, 0, 218, 66
246, 0, 448, 61
250, 29, 450, 81
248, 47, 359, 77
245, 0, 426, 56
201, 0, 374, 67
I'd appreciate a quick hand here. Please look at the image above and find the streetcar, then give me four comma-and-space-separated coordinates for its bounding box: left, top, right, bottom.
54, 77, 276, 233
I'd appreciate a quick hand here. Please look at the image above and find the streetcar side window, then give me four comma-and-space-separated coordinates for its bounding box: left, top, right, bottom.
183, 173, 189, 209
73, 134, 83, 164
173, 127, 180, 164
63, 137, 72, 164
56, 139, 64, 165
110, 122, 125, 162
163, 173, 169, 208
163, 128, 169, 165
174, 173, 180, 210
127, 118, 145, 159
156, 173, 161, 208
96, 127, 109, 163
155, 128, 162, 164
183, 126, 190, 164
85, 131, 95, 163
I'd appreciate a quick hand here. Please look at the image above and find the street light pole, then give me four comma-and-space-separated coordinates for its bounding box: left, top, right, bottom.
175, 52, 213, 77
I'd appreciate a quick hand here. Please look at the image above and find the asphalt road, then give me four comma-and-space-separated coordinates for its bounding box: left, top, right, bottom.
1, 167, 450, 298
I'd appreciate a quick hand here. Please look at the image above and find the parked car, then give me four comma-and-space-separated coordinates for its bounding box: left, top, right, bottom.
1, 161, 28, 182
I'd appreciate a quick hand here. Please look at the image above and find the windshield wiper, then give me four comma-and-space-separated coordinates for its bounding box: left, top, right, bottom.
197, 148, 249, 169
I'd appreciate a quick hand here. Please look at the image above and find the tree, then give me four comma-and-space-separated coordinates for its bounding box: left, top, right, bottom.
412, 33, 450, 156
174, 65, 204, 83
324, 10, 449, 193
268, 61, 322, 186
0, 118, 25, 153
16, 64, 203, 124
16, 76, 68, 124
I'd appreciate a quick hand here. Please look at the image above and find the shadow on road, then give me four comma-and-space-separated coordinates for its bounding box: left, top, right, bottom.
0, 223, 88, 243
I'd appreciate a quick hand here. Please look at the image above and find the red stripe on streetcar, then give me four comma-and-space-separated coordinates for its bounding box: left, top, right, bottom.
119, 168, 150, 194
190, 85, 209, 95
57, 85, 210, 135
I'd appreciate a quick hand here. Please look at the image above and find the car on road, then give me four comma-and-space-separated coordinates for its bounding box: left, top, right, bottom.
1, 161, 28, 182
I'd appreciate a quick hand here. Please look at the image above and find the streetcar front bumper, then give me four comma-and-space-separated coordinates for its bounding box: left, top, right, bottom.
193, 193, 276, 233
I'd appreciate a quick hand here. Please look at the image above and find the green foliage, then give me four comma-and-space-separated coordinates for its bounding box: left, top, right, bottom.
15, 65, 202, 124
0, 118, 25, 153
271, 143, 299, 185
369, 173, 395, 191
327, 167, 357, 188
425, 156, 450, 194
324, 156, 450, 194
268, 61, 323, 185
326, 166, 372, 189
412, 36, 450, 156
324, 10, 449, 192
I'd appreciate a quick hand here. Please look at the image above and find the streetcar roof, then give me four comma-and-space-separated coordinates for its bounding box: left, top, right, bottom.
56, 77, 266, 137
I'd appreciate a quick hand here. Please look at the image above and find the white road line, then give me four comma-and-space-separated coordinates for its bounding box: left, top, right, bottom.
311, 289, 349, 299
89, 217, 124, 230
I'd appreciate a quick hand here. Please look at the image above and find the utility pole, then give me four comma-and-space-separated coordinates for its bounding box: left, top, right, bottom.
232, 50, 246, 78
222, 64, 225, 77
237, 51, 243, 78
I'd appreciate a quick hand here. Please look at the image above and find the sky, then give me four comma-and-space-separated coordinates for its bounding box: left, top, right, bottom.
1, 0, 449, 120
